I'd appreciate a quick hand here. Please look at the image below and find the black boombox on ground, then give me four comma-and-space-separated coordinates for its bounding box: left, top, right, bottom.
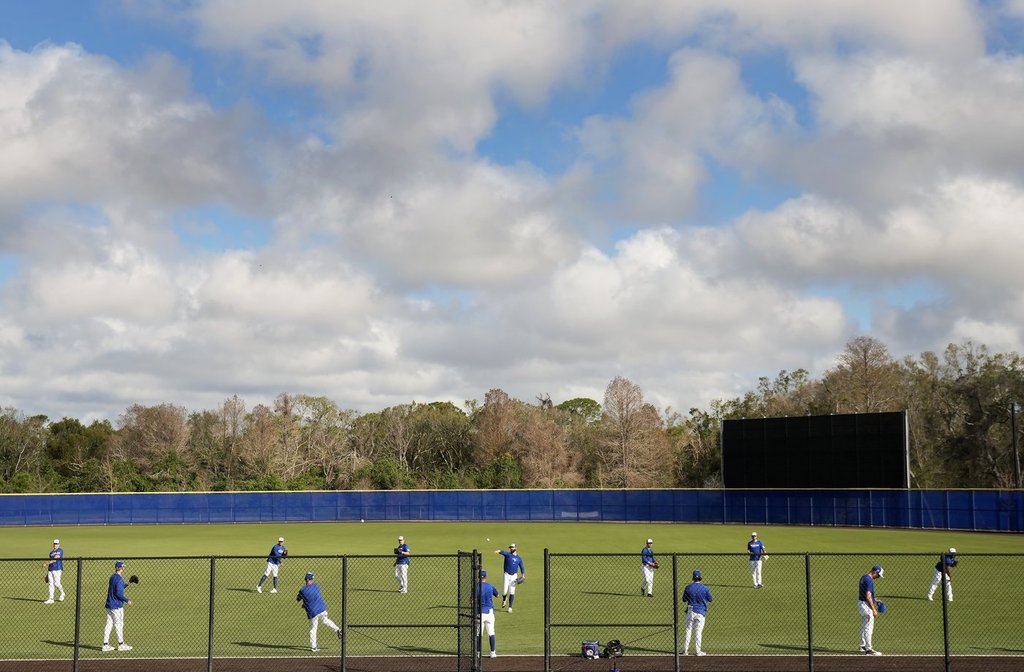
581, 639, 624, 659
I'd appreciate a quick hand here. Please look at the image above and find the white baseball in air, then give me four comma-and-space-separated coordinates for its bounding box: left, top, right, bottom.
360, 519, 364, 523
487, 538, 490, 541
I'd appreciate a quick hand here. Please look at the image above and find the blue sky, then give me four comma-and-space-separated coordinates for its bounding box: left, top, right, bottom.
2, 1, 1023, 422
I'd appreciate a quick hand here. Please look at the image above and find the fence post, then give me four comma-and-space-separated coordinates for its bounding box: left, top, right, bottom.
73, 557, 82, 672
457, 550, 463, 669
941, 554, 951, 672
672, 553, 679, 672
341, 555, 348, 672
544, 548, 550, 672
207, 557, 215, 672
805, 554, 813, 672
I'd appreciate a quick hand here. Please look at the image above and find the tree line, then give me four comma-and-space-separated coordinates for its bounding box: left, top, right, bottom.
1, 337, 1022, 493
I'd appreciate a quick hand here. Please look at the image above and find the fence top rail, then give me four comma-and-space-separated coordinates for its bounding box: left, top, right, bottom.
545, 551, 1024, 558
0, 552, 477, 562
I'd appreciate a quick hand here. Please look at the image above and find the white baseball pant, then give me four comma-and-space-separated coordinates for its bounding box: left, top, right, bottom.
641, 565, 654, 595
263, 562, 280, 578
48, 569, 65, 601
395, 564, 408, 593
750, 559, 762, 586
104, 607, 125, 644
502, 573, 518, 596
309, 610, 340, 649
478, 609, 495, 637
858, 601, 875, 650
683, 610, 706, 655
927, 569, 952, 601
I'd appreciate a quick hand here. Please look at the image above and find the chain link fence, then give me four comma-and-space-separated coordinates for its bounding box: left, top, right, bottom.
2, 552, 481, 672
545, 551, 1024, 672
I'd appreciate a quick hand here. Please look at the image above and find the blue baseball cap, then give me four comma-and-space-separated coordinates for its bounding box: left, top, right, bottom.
692, 569, 702, 579
305, 572, 315, 581
480, 570, 487, 577
872, 565, 884, 577
114, 561, 126, 569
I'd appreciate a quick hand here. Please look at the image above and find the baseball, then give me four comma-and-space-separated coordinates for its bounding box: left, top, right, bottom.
360, 519, 364, 523
486, 538, 490, 541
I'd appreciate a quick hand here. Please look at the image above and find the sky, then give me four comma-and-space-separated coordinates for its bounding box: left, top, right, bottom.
2, 1, 1024, 423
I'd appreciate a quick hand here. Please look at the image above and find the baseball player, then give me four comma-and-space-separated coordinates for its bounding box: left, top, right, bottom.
495, 543, 525, 612
747, 532, 766, 588
44, 538, 66, 603
102, 561, 132, 652
297, 571, 342, 652
640, 538, 657, 597
682, 569, 713, 656
858, 565, 884, 656
394, 535, 410, 593
926, 547, 957, 602
478, 569, 499, 658
256, 536, 287, 593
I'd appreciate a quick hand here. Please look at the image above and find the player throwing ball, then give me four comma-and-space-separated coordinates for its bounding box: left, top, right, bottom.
640, 538, 657, 597
747, 532, 766, 588
496, 543, 525, 613
478, 570, 499, 658
297, 572, 342, 652
256, 536, 287, 593
44, 538, 66, 603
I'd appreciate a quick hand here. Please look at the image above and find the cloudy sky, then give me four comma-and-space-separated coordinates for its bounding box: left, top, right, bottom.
2, 1, 1024, 423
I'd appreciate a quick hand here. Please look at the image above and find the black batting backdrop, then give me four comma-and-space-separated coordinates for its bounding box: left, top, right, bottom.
721, 411, 909, 488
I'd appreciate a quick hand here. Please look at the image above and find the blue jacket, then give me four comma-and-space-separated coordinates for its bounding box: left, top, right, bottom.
105, 573, 129, 609
297, 583, 328, 619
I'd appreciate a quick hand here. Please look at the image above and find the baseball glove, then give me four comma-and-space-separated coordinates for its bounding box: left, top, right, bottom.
394, 547, 403, 555
282, 550, 288, 557
876, 600, 887, 614
44, 572, 49, 584
649, 561, 659, 569
515, 576, 526, 585
128, 575, 140, 585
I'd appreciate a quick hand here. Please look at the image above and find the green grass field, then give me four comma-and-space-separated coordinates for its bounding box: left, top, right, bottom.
3, 521, 1023, 660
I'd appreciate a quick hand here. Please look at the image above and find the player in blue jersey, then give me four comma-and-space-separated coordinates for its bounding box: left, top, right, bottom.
682, 569, 713, 656
495, 543, 525, 612
858, 565, 884, 655
640, 538, 657, 597
102, 561, 132, 652
44, 538, 66, 603
747, 532, 766, 588
394, 535, 411, 593
478, 569, 499, 658
926, 547, 957, 602
297, 571, 342, 651
256, 536, 287, 593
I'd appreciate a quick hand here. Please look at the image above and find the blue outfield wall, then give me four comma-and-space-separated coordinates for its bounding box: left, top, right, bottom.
0, 489, 1021, 531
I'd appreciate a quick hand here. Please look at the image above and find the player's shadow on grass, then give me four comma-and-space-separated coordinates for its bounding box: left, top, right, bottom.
226, 587, 258, 594
761, 643, 850, 654
349, 588, 398, 594
42, 640, 75, 649
881, 594, 929, 601
4, 596, 47, 603
391, 645, 458, 655
975, 647, 1024, 653
581, 590, 641, 597
233, 641, 315, 652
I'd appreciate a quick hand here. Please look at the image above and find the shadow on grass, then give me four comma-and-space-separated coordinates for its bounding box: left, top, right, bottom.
760, 643, 851, 654
883, 594, 930, 602
581, 590, 642, 597
5, 596, 47, 603
225, 587, 259, 594
233, 641, 316, 652
705, 583, 757, 589
41, 640, 75, 649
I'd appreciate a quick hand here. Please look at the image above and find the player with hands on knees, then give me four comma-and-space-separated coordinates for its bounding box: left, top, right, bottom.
257, 536, 287, 593
927, 547, 957, 602
640, 538, 657, 597
496, 543, 525, 612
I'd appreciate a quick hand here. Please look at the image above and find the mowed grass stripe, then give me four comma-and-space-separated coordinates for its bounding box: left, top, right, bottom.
2, 521, 1022, 658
